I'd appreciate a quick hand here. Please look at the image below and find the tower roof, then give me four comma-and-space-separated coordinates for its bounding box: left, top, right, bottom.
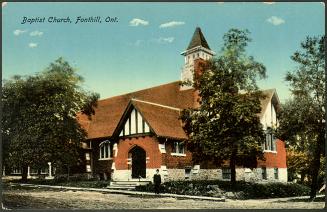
186, 27, 211, 50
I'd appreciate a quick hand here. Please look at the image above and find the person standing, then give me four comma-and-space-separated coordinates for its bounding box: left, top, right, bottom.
153, 169, 161, 194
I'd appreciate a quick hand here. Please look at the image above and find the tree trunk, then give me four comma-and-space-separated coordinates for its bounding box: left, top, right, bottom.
230, 147, 237, 187
309, 133, 323, 200
21, 165, 28, 183
37, 168, 42, 179
67, 166, 70, 181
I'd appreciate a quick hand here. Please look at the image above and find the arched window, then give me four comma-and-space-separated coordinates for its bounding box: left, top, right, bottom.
99, 140, 112, 159
263, 130, 276, 152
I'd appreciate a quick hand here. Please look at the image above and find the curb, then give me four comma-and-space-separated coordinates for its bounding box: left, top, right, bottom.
10, 183, 226, 202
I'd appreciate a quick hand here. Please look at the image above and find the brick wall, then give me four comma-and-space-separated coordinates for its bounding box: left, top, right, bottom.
258, 139, 287, 168
90, 139, 113, 179
114, 135, 162, 170
162, 140, 193, 169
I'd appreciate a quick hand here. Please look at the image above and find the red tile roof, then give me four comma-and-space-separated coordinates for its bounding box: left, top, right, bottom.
77, 81, 196, 139
77, 80, 278, 140
132, 99, 188, 140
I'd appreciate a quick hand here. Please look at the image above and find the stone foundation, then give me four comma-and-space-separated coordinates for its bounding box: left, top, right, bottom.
164, 167, 287, 182
112, 167, 288, 182
112, 168, 161, 182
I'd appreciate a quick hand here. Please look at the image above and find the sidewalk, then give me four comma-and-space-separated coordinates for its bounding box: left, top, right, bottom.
10, 183, 325, 203
13, 183, 226, 202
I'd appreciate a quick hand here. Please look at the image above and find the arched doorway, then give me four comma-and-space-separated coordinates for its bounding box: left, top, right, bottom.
129, 146, 146, 179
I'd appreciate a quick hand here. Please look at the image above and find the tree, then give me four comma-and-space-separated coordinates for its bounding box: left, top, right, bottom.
277, 35, 325, 199
286, 148, 310, 182
2, 58, 99, 181
181, 29, 267, 185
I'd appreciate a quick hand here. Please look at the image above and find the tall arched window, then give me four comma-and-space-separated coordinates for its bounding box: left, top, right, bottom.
99, 140, 112, 159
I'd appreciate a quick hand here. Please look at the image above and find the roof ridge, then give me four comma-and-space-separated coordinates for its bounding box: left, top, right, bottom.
97, 80, 182, 102
131, 98, 181, 111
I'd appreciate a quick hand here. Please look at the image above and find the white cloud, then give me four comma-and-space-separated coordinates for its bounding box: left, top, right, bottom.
30, 30, 44, 37
13, 29, 27, 36
129, 18, 149, 26
153, 37, 175, 44
2, 2, 7, 7
159, 21, 185, 28
28, 43, 38, 48
266, 16, 285, 26
263, 2, 275, 4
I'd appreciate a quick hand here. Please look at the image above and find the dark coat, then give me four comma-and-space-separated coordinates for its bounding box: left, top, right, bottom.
153, 173, 161, 185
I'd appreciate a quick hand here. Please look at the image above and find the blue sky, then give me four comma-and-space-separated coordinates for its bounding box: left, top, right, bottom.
2, 2, 325, 102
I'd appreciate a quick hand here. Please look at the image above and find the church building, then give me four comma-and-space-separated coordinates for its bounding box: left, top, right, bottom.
77, 27, 287, 183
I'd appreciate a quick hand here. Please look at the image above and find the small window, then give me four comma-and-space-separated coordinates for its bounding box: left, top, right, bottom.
262, 167, 267, 180
222, 168, 231, 180
172, 141, 185, 154
85, 153, 90, 161
185, 168, 192, 179
159, 144, 166, 153
274, 168, 278, 179
86, 165, 91, 172
99, 141, 111, 159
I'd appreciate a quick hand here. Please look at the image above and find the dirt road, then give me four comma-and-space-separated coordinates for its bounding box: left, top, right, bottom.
2, 187, 325, 209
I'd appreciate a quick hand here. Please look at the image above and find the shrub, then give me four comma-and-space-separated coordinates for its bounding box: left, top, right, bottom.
135, 180, 310, 199
5, 176, 109, 188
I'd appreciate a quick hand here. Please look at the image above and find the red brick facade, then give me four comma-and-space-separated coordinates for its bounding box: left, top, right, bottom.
114, 136, 162, 170
258, 139, 287, 168
162, 141, 193, 169
90, 139, 113, 179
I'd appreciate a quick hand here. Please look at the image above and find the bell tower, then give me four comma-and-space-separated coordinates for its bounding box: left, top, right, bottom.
180, 27, 215, 90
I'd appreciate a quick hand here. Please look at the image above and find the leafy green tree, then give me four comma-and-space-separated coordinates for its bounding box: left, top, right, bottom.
2, 58, 99, 181
286, 148, 310, 182
277, 35, 325, 199
181, 29, 266, 185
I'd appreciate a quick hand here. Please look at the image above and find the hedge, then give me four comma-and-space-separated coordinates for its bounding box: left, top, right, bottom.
135, 180, 310, 199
